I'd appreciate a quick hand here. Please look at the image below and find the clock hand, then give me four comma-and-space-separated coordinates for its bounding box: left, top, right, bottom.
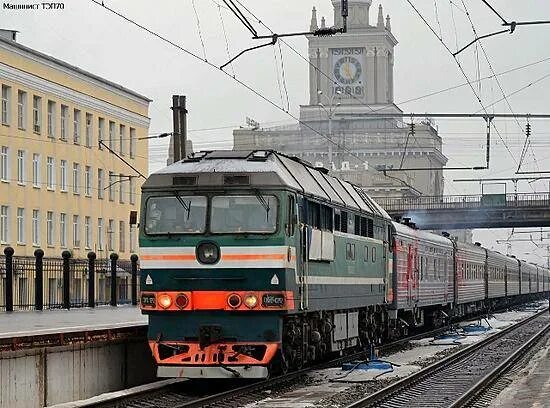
343, 63, 352, 79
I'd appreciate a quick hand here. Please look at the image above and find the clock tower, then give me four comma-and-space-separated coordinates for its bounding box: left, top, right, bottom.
302, 0, 398, 115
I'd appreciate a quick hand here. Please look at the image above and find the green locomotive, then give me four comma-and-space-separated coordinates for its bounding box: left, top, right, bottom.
139, 150, 393, 378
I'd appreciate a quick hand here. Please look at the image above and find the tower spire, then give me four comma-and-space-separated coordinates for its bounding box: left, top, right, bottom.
310, 7, 318, 31
386, 14, 391, 32
377, 4, 384, 28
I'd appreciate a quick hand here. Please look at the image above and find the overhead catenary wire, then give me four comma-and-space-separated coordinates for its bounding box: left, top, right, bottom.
89, 0, 420, 194
405, 0, 519, 169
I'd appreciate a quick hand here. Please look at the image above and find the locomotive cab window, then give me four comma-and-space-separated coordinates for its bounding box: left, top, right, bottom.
211, 195, 278, 234
145, 195, 207, 235
286, 194, 296, 236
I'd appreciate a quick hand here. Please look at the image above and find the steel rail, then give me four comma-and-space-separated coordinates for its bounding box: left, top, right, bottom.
87, 304, 544, 408
450, 320, 550, 407
344, 308, 550, 408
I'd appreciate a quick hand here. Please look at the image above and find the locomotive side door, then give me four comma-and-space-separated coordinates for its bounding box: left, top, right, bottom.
295, 197, 308, 310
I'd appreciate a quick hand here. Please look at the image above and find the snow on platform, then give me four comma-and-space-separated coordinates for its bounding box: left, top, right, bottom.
0, 305, 147, 339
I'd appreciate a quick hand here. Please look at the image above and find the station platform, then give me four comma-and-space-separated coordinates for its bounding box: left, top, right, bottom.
0, 306, 153, 408
0, 305, 147, 350
493, 335, 550, 407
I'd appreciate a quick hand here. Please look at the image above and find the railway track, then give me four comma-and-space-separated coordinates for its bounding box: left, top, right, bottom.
344, 309, 550, 408
74, 305, 547, 408
84, 326, 449, 408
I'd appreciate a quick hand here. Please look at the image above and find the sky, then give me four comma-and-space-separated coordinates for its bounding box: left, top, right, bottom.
3, 0, 550, 263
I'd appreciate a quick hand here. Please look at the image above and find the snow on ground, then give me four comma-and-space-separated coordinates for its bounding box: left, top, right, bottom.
244, 300, 549, 408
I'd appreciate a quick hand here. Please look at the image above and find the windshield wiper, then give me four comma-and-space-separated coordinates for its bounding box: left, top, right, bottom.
254, 189, 270, 221
173, 191, 192, 220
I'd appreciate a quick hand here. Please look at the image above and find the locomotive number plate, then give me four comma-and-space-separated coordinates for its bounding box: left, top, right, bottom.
141, 293, 156, 308
262, 293, 285, 308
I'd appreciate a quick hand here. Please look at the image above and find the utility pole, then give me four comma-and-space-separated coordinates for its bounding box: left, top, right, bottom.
172, 95, 188, 162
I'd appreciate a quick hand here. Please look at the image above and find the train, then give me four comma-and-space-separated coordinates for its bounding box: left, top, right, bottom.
138, 150, 550, 379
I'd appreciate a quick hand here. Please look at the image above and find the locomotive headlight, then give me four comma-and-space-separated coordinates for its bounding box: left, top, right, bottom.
197, 242, 220, 265
227, 293, 242, 309
158, 293, 173, 309
244, 294, 258, 309
175, 294, 189, 309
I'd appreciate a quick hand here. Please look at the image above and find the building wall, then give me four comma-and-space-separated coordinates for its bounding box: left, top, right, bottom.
0, 37, 150, 259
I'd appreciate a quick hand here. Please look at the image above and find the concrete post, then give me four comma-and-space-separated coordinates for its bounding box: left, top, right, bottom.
34, 249, 44, 310
110, 253, 118, 307
4, 246, 14, 312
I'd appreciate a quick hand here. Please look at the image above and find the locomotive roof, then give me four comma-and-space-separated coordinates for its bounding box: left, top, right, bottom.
143, 150, 391, 219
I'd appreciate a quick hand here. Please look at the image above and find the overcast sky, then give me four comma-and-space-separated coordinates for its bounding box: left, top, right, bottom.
4, 0, 550, 262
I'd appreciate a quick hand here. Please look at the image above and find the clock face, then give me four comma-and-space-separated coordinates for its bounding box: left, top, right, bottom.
331, 48, 366, 99
334, 56, 363, 85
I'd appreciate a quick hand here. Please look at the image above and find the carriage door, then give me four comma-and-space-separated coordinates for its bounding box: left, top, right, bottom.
407, 244, 414, 307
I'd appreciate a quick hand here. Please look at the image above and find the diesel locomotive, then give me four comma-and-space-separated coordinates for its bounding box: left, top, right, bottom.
139, 150, 550, 379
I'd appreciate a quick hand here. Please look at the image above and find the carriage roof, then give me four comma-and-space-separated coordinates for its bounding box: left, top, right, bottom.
143, 150, 391, 219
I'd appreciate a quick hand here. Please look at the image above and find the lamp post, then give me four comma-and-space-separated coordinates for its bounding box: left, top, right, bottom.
318, 90, 342, 170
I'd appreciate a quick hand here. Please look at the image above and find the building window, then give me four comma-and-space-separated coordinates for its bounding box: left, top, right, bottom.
119, 174, 125, 204
129, 176, 136, 205
108, 171, 115, 201
85, 165, 91, 196
85, 113, 92, 147
32, 95, 41, 134
73, 215, 80, 248
60, 105, 68, 141
119, 124, 125, 155
73, 108, 80, 144
16, 208, 24, 244
32, 153, 40, 187
60, 213, 67, 247
97, 168, 104, 199
98, 117, 105, 149
17, 90, 26, 130
46, 211, 54, 246
17, 150, 25, 184
98, 218, 104, 251
32, 209, 40, 246
129, 128, 136, 159
47, 100, 55, 138
119, 220, 125, 253
72, 162, 80, 194
46, 157, 55, 190
1, 85, 11, 126
108, 121, 115, 151
107, 219, 114, 251
129, 225, 136, 253
60, 159, 67, 191
84, 216, 91, 249
0, 146, 8, 182
0, 205, 9, 244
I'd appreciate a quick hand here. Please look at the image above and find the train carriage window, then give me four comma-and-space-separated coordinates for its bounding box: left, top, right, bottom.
360, 217, 367, 237
346, 243, 355, 261
211, 195, 278, 233
320, 205, 333, 231
434, 259, 438, 280
420, 257, 424, 281
355, 215, 361, 236
368, 219, 374, 238
372, 247, 376, 263
348, 213, 355, 234
334, 210, 341, 232
307, 201, 321, 228
341, 211, 348, 233
364, 246, 369, 262
145, 195, 207, 235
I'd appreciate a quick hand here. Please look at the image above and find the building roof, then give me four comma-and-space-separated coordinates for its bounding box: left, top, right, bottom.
0, 35, 151, 103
